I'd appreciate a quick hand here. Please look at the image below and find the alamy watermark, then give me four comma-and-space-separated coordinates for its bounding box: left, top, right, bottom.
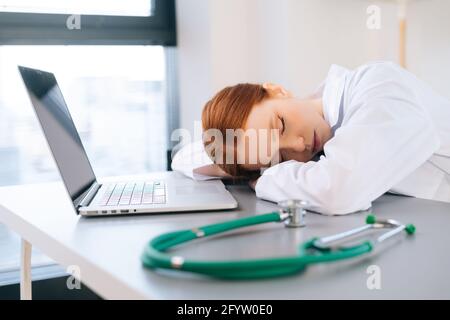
66, 265, 82, 290
171, 121, 282, 170
366, 264, 382, 290
66, 14, 81, 30
366, 5, 381, 30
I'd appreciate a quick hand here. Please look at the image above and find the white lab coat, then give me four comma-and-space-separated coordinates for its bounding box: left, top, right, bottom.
172, 61, 450, 215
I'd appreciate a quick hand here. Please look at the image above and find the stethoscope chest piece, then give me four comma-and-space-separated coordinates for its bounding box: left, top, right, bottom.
278, 199, 309, 228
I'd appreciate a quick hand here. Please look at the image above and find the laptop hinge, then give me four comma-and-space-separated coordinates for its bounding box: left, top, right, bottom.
77, 182, 101, 209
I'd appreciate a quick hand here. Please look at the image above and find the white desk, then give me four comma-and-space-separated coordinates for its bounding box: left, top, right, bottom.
1, 173, 450, 299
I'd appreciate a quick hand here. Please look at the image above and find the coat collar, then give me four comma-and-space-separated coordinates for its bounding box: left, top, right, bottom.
320, 64, 349, 137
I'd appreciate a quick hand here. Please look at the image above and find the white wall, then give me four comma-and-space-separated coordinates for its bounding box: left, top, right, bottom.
175, 0, 450, 134
408, 0, 450, 98
175, 0, 213, 134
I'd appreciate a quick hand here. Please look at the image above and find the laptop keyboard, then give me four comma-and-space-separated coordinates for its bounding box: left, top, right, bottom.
97, 181, 166, 206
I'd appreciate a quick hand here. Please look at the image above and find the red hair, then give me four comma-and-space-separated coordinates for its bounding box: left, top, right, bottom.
201, 83, 269, 177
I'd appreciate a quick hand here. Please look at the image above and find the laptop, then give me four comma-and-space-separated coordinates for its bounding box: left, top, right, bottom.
18, 66, 237, 216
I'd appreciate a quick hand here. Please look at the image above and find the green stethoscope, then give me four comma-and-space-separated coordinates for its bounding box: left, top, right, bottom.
141, 200, 416, 279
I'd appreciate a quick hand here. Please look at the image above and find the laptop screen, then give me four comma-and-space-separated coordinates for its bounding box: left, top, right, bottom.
19, 66, 97, 204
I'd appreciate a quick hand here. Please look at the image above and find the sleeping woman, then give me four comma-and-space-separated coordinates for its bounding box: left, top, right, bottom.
172, 61, 450, 215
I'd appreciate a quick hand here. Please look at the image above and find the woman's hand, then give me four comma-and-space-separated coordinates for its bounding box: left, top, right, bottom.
248, 178, 259, 191
193, 164, 232, 178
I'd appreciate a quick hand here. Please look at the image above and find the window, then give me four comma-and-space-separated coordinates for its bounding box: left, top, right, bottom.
0, 0, 153, 16
0, 45, 167, 186
0, 0, 176, 45
0, 0, 178, 281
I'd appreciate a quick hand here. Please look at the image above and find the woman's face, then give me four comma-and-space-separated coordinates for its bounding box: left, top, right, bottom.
240, 84, 332, 171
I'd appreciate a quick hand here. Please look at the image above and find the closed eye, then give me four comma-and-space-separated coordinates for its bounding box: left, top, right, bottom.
278, 116, 285, 135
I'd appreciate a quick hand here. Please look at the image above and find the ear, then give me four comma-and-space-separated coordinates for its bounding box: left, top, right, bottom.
262, 82, 292, 98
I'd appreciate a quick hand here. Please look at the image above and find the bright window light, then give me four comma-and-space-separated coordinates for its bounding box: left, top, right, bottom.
0, 0, 152, 16
0, 45, 167, 187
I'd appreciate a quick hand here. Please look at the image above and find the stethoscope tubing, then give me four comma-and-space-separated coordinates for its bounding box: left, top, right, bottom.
141, 212, 381, 279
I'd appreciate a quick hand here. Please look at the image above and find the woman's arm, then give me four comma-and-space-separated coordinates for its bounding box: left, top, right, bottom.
171, 140, 231, 180
193, 164, 232, 178
254, 96, 441, 215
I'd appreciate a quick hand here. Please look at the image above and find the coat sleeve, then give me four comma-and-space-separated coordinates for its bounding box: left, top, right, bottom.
255, 96, 441, 215
171, 140, 223, 180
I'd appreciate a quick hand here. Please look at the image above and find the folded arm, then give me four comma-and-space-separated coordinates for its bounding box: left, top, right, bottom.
171, 140, 231, 180
255, 97, 441, 215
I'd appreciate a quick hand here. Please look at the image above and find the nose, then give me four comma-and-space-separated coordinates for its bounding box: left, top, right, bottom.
280, 135, 307, 153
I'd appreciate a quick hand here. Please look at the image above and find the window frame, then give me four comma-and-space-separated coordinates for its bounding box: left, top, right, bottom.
0, 0, 176, 45
0, 0, 180, 276
0, 0, 179, 168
